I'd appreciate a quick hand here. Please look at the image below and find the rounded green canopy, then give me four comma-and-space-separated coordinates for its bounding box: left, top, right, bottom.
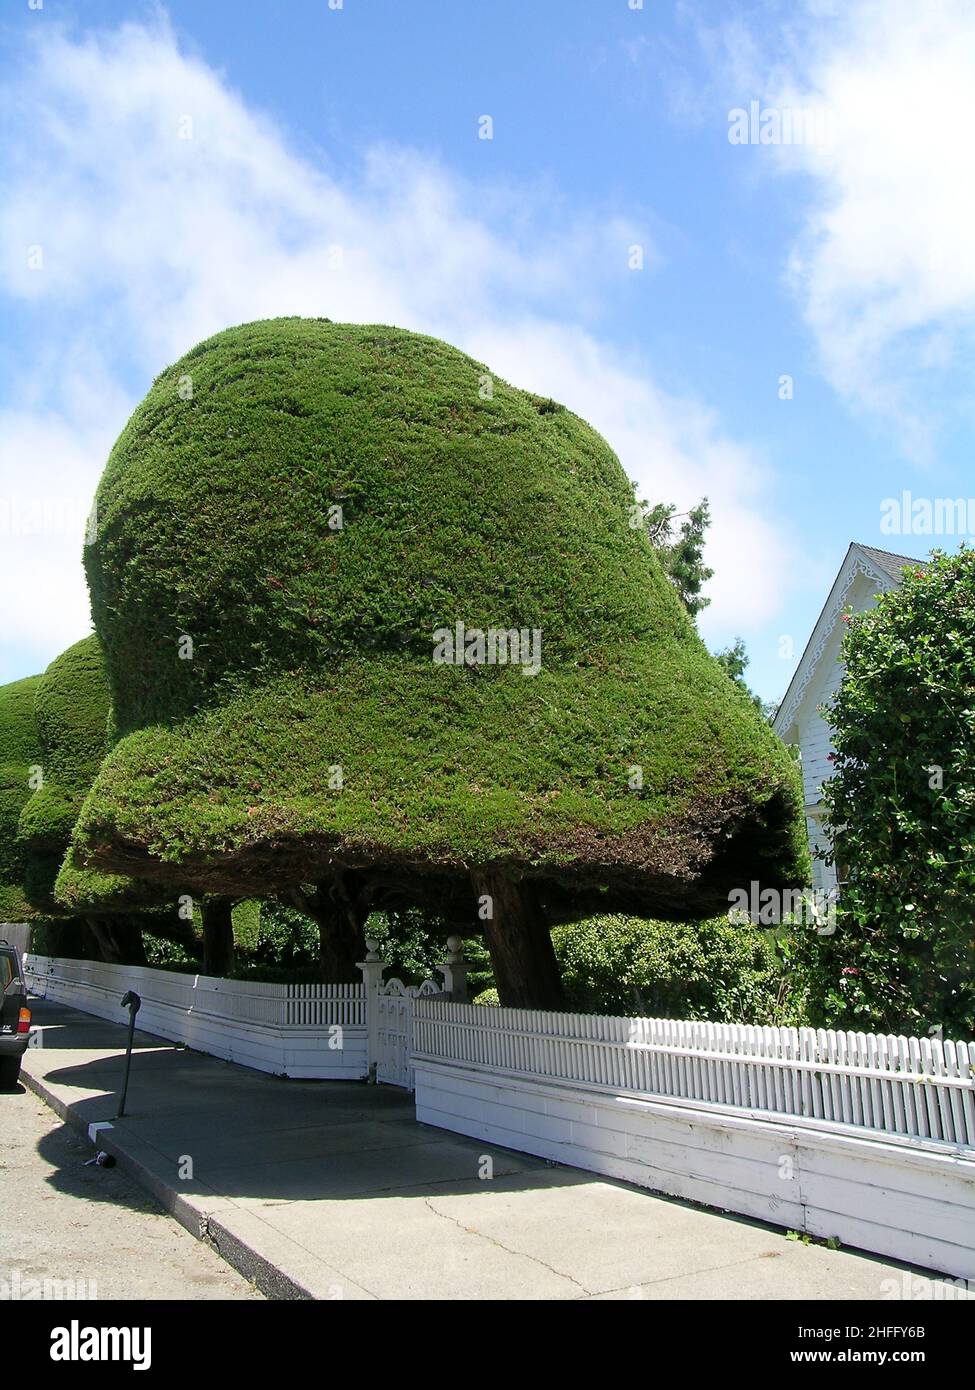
0, 674, 43, 923
16, 635, 179, 927
16, 635, 113, 913
72, 319, 806, 923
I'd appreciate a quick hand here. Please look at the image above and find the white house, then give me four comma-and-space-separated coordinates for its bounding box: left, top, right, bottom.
773, 543, 923, 896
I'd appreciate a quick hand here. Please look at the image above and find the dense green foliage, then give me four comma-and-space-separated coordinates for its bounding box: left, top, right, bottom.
142, 929, 198, 969
17, 636, 110, 911
364, 908, 492, 991
215, 899, 787, 1018
231, 898, 261, 951
0, 675, 42, 921
791, 549, 975, 1038
552, 913, 789, 1022
11, 634, 166, 921
245, 902, 320, 976
75, 318, 806, 912
642, 499, 714, 618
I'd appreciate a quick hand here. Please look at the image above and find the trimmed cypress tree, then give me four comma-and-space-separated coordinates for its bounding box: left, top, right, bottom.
0, 675, 44, 926
18, 636, 194, 963
72, 319, 808, 1004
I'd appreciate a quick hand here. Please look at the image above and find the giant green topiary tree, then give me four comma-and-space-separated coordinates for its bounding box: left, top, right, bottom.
69, 318, 807, 1005
0, 665, 116, 958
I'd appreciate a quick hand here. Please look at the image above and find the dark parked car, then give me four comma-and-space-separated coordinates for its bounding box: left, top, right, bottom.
0, 942, 32, 1089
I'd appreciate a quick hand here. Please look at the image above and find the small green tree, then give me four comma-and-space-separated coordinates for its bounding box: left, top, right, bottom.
793, 549, 975, 1037
643, 498, 714, 617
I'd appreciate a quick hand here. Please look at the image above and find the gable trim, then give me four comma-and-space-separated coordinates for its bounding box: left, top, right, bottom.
772, 544, 897, 740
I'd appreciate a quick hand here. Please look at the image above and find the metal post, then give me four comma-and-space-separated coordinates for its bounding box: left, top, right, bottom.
116, 989, 141, 1118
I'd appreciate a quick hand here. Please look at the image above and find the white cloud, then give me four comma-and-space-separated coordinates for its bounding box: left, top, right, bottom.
0, 348, 134, 661
708, 0, 975, 454
0, 17, 791, 672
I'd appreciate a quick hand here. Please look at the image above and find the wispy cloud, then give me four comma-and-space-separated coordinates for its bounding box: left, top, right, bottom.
694, 0, 975, 457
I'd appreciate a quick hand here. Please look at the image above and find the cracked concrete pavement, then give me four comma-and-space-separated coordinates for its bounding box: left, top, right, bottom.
18, 996, 968, 1301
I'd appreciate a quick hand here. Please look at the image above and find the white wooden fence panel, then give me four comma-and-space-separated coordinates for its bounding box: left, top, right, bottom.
412, 1001, 975, 1147
414, 1058, 975, 1280
412, 1003, 975, 1284
25, 955, 367, 1079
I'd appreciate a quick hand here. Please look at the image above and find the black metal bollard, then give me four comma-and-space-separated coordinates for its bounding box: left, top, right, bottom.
116, 990, 141, 1118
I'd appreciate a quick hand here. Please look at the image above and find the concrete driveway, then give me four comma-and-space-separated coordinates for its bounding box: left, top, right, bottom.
18, 997, 969, 1301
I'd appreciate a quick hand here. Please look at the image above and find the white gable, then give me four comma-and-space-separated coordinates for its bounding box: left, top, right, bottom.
774, 545, 906, 747
773, 544, 917, 894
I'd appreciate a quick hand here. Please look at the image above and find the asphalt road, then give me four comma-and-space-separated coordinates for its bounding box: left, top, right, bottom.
0, 1082, 262, 1301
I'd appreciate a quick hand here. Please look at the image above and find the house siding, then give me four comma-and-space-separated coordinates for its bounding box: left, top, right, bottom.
782, 564, 897, 892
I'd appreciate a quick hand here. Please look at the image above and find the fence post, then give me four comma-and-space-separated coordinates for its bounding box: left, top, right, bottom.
357, 938, 385, 1082
437, 935, 469, 1002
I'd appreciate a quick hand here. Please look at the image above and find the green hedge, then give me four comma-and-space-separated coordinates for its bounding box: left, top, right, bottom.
552, 914, 791, 1023
0, 675, 42, 922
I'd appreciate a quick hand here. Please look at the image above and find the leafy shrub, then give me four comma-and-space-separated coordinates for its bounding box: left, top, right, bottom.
552, 914, 791, 1022
792, 549, 975, 1038
231, 899, 261, 951
365, 909, 494, 991
251, 902, 319, 970
142, 930, 198, 970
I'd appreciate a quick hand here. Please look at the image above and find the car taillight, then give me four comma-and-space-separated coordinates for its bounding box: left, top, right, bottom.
17, 1007, 30, 1034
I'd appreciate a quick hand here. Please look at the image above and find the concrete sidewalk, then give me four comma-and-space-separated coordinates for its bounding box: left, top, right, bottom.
20, 997, 968, 1301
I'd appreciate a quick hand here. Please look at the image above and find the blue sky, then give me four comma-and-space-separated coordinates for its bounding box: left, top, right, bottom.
2, 0, 973, 701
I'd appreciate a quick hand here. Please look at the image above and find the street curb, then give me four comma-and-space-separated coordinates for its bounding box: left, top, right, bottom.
21, 1059, 318, 1301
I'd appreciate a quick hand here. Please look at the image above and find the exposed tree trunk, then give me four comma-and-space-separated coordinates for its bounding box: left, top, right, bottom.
316, 897, 364, 982
295, 878, 366, 982
316, 912, 361, 982
201, 897, 235, 977
84, 917, 148, 966
472, 869, 564, 1009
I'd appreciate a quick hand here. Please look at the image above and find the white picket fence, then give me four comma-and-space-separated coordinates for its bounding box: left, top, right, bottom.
24, 946, 975, 1278
413, 1003, 975, 1147
413, 999, 975, 1281
25, 955, 367, 1079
